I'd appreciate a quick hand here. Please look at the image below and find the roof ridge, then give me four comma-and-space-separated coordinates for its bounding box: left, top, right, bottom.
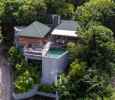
33, 21, 50, 37
33, 21, 50, 28
17, 21, 51, 38
33, 21, 40, 35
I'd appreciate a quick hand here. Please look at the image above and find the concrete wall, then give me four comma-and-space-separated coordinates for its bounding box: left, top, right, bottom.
13, 85, 38, 100
57, 52, 68, 73
42, 57, 58, 84
42, 52, 68, 84
13, 85, 59, 100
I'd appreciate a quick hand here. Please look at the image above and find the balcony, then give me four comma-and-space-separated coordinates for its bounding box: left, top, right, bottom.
23, 42, 52, 60
23, 47, 43, 60
50, 39, 66, 48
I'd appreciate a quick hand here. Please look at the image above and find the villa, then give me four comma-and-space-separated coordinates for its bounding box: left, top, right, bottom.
15, 17, 79, 84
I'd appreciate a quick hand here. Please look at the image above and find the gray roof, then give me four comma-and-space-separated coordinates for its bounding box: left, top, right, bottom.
17, 21, 51, 38
56, 20, 80, 31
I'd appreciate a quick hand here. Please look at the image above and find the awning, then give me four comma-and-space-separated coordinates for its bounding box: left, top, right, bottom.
51, 29, 78, 37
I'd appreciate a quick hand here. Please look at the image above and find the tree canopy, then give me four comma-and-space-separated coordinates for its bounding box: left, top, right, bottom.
76, 0, 115, 33
55, 0, 115, 99
0, 0, 115, 99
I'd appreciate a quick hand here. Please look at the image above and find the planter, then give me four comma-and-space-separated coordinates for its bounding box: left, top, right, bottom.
13, 84, 38, 100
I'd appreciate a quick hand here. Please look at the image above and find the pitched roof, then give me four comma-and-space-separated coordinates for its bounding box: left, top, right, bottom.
51, 20, 80, 37
17, 21, 51, 38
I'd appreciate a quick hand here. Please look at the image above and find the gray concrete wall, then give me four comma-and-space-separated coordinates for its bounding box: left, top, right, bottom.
13, 85, 59, 100
42, 57, 58, 84
57, 52, 68, 73
42, 51, 68, 84
13, 85, 38, 100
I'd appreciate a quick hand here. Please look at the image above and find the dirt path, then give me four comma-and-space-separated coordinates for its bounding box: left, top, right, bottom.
0, 47, 12, 100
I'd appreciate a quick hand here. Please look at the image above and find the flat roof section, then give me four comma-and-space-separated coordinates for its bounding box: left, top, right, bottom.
51, 20, 80, 37
56, 20, 79, 31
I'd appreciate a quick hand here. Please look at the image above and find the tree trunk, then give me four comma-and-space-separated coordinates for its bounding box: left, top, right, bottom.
1, 20, 15, 48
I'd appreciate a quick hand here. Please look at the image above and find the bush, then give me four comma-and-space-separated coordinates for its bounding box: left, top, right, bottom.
14, 62, 40, 93
15, 70, 35, 93
39, 84, 56, 93
8, 47, 25, 66
8, 47, 40, 93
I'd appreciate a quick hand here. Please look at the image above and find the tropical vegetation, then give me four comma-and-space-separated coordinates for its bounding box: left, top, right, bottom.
8, 47, 40, 93
0, 0, 115, 99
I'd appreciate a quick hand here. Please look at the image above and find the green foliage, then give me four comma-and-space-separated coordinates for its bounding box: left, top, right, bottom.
8, 47, 40, 93
76, 0, 115, 32
69, 59, 86, 78
0, 0, 19, 46
16, 0, 46, 25
45, 0, 65, 14
1, 0, 115, 98
8, 46, 25, 65
15, 70, 35, 93
82, 25, 115, 76
39, 84, 56, 93
67, 42, 78, 61
45, 0, 75, 19
56, 2, 115, 99
56, 69, 114, 100
57, 3, 75, 19
0, 0, 77, 25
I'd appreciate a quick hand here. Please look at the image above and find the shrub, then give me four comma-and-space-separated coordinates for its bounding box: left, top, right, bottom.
8, 47, 40, 93
15, 70, 35, 93
39, 84, 56, 93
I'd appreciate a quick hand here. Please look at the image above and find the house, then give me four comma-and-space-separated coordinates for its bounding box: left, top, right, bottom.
15, 21, 51, 60
15, 19, 79, 84
51, 20, 79, 48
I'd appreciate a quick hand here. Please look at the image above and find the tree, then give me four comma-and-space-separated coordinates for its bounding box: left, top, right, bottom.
74, 0, 89, 5
45, 0, 65, 14
0, 0, 19, 47
16, 0, 47, 25
45, 0, 75, 19
58, 3, 75, 19
56, 24, 115, 99
0, 0, 47, 47
56, 1, 115, 98
84, 25, 115, 76
8, 47, 39, 93
75, 0, 115, 33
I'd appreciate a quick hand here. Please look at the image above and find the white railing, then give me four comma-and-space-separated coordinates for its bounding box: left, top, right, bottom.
23, 48, 43, 60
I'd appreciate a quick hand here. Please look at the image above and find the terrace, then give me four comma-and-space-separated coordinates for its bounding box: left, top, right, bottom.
50, 35, 77, 48
23, 41, 52, 60
24, 47, 43, 60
